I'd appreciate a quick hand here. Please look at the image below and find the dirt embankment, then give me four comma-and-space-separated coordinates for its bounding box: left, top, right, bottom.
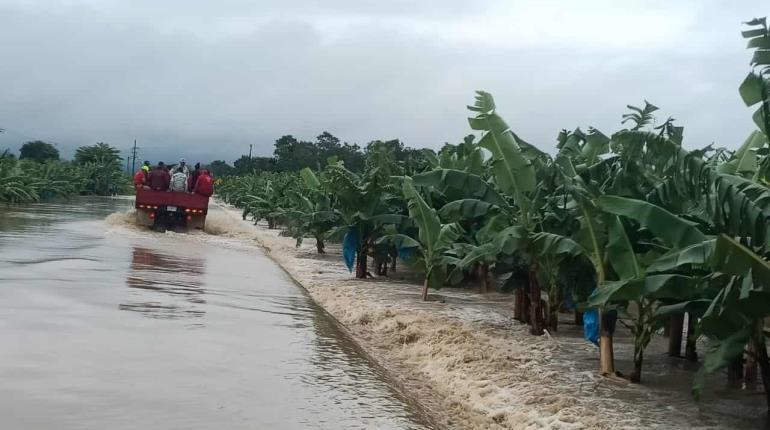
207, 205, 760, 430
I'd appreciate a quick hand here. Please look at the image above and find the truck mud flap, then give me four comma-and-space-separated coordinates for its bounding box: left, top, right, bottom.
135, 210, 154, 227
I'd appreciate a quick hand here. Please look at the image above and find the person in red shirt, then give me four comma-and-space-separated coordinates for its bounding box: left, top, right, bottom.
146, 162, 171, 191
133, 165, 149, 190
192, 169, 214, 197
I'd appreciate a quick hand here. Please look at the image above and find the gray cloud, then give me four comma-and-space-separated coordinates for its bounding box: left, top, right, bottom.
0, 0, 764, 164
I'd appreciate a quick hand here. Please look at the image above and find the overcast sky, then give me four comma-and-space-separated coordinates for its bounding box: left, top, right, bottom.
0, 0, 765, 164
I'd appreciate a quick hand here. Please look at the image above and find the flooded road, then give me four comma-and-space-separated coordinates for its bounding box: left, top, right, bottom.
0, 198, 431, 430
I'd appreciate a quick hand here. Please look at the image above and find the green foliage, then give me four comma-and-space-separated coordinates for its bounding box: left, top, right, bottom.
74, 142, 121, 165
378, 178, 463, 293
0, 155, 115, 203
468, 91, 536, 205
19, 140, 59, 162
73, 142, 126, 195
741, 18, 770, 134
217, 17, 770, 406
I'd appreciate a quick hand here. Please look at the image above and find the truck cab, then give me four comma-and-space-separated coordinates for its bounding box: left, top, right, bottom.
135, 188, 209, 231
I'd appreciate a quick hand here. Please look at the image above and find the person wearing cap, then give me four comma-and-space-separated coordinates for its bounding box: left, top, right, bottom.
133, 164, 150, 190
177, 158, 190, 176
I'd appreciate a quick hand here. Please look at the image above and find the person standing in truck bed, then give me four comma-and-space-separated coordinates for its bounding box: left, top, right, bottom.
147, 162, 171, 191
189, 162, 201, 192
192, 169, 214, 197
169, 167, 188, 192
133, 164, 150, 190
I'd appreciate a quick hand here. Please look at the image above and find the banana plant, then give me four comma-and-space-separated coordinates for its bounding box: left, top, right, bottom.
412, 167, 509, 293
0, 157, 38, 203
279, 168, 340, 253
740, 17, 770, 137
378, 178, 462, 300
324, 160, 405, 278
437, 134, 486, 175
588, 195, 707, 382
466, 91, 582, 335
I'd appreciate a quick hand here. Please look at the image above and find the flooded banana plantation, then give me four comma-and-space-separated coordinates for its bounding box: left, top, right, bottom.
1, 7, 769, 430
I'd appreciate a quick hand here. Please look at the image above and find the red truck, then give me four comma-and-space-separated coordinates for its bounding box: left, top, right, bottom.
135, 188, 209, 231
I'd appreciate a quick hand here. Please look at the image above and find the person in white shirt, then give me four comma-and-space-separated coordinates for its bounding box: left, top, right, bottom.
169, 167, 188, 192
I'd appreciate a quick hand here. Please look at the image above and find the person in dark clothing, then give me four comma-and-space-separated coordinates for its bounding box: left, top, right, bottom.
189, 162, 201, 192
146, 162, 171, 191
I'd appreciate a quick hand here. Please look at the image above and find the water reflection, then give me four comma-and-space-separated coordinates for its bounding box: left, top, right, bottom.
121, 247, 207, 319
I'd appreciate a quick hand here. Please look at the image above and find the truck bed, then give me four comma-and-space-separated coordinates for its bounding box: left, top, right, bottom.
134, 188, 209, 231
135, 189, 209, 210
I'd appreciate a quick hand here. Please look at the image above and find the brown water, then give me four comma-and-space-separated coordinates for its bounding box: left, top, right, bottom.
0, 198, 431, 430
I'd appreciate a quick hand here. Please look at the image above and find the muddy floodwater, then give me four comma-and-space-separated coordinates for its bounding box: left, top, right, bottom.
0, 198, 431, 430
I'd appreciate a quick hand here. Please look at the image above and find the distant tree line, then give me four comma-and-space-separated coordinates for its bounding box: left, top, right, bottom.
205, 131, 441, 177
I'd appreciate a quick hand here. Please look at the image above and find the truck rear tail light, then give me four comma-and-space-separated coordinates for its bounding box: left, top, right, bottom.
187, 216, 192, 221
149, 213, 155, 219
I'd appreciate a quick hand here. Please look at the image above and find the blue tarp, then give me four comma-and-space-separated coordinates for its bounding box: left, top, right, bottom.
342, 230, 358, 273
583, 309, 600, 346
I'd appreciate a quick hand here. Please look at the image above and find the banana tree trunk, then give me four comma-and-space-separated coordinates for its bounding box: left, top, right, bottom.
479, 263, 489, 294
685, 313, 698, 362
575, 310, 583, 326
668, 314, 684, 357
529, 264, 544, 336
513, 289, 525, 322
727, 357, 744, 388
745, 319, 763, 389
599, 311, 616, 376
547, 282, 560, 332
745, 339, 758, 388
315, 237, 325, 254
421, 278, 429, 301
546, 301, 558, 332
522, 287, 531, 324
355, 246, 368, 279
631, 347, 644, 383
755, 333, 770, 412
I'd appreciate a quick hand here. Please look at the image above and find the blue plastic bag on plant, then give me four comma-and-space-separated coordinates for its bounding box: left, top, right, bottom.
398, 246, 416, 263
342, 230, 358, 273
583, 309, 600, 346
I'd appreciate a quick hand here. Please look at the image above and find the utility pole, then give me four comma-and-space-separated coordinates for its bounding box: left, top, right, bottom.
249, 143, 253, 160
125, 151, 130, 174
130, 139, 137, 173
